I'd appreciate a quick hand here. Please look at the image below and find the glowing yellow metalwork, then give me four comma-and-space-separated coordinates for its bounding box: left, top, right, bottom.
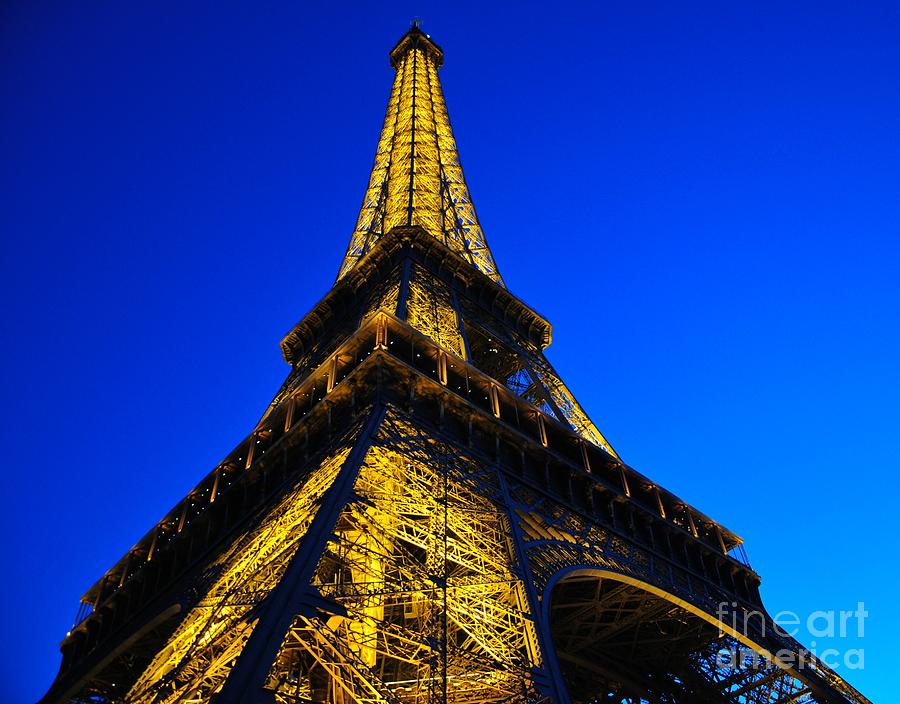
124, 448, 351, 704
405, 267, 466, 359
338, 29, 503, 286
263, 415, 542, 703
362, 278, 402, 323
528, 361, 616, 456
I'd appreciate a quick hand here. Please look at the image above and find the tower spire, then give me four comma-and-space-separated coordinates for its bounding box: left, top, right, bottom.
337, 26, 504, 286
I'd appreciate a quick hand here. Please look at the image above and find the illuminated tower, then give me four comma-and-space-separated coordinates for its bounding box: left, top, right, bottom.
41, 25, 870, 704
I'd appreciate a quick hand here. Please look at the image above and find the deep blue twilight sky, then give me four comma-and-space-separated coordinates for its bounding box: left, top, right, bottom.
2, 2, 898, 701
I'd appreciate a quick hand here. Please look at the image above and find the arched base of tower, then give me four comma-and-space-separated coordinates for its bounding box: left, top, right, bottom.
549, 571, 823, 704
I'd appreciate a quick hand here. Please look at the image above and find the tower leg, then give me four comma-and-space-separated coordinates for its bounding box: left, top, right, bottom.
497, 471, 569, 704
215, 406, 387, 704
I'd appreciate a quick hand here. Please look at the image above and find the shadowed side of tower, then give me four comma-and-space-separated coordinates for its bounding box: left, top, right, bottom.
40, 24, 871, 704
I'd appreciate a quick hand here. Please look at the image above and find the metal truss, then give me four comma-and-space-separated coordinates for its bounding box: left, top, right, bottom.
519, 344, 616, 456
124, 446, 354, 704
505, 480, 869, 704
337, 27, 503, 286
460, 300, 617, 456
405, 265, 467, 360
262, 412, 544, 703
551, 574, 818, 704
363, 278, 402, 327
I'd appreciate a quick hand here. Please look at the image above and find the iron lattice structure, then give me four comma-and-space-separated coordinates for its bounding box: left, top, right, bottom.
337, 28, 503, 286
42, 25, 870, 704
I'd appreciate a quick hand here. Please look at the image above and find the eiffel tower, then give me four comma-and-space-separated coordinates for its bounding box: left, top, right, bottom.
41, 25, 870, 704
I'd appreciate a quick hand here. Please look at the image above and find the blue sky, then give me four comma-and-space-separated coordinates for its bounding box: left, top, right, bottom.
2, 2, 897, 701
